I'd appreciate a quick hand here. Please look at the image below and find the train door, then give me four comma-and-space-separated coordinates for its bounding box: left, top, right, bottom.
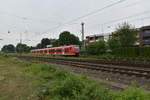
54, 48, 57, 55
62, 48, 65, 55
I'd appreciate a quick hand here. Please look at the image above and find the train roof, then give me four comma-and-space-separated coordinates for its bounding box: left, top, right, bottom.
31, 45, 79, 51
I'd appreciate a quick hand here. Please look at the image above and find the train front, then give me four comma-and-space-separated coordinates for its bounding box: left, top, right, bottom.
73, 45, 80, 56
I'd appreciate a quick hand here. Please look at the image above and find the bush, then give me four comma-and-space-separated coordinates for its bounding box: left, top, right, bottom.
108, 37, 121, 54
114, 47, 150, 58
114, 87, 150, 100
119, 47, 138, 57
80, 49, 88, 55
12, 57, 150, 100
115, 23, 138, 47
50, 76, 85, 98
46, 72, 150, 100
87, 41, 106, 55
140, 47, 150, 58
49, 75, 112, 100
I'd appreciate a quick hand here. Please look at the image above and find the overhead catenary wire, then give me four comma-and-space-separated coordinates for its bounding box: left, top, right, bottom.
41, 0, 149, 35
108, 16, 150, 29
1, 0, 146, 35
0, 0, 148, 34
42, 0, 150, 36
86, 9, 150, 36
41, 0, 128, 34
100, 15, 150, 35
0, 11, 57, 25
63, 0, 127, 24
122, 0, 148, 8
129, 16, 150, 24
2, 0, 149, 43
102, 10, 150, 25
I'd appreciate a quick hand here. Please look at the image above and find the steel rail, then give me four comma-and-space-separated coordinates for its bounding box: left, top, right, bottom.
17, 56, 150, 78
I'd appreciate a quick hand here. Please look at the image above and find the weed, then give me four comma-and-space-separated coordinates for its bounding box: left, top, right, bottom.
0, 56, 150, 100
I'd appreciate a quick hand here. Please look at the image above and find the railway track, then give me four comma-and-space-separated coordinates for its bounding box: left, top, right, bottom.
17, 56, 150, 78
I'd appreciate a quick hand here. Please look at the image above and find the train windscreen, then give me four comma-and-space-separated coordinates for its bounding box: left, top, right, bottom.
75, 46, 80, 51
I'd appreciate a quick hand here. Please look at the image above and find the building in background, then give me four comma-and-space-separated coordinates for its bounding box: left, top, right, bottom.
85, 25, 150, 46
140, 25, 150, 46
86, 34, 104, 44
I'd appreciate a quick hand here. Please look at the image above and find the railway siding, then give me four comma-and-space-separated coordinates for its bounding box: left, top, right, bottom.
16, 56, 150, 78
16, 56, 150, 91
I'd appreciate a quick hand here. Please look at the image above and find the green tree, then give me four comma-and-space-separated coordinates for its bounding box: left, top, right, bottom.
52, 39, 60, 47
58, 31, 80, 46
108, 37, 121, 53
16, 43, 31, 53
41, 38, 51, 48
36, 38, 57, 48
1, 44, 15, 53
87, 41, 106, 55
36, 43, 42, 49
116, 23, 138, 47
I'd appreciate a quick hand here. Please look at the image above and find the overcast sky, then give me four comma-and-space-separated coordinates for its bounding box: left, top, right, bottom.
0, 0, 150, 48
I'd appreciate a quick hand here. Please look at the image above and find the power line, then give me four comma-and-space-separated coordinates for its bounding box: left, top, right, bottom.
42, 0, 127, 34
108, 16, 150, 33
122, 0, 148, 8
100, 16, 150, 34
85, 0, 149, 30
129, 16, 150, 23
0, 11, 57, 24
108, 16, 150, 28
102, 10, 150, 25
64, 0, 127, 24
43, 0, 150, 35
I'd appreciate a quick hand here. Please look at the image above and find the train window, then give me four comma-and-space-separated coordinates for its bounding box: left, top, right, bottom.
52, 50, 55, 52
65, 48, 69, 52
40, 50, 43, 53
49, 50, 51, 53
75, 46, 80, 51
56, 49, 62, 52
62, 48, 65, 52
44, 50, 47, 53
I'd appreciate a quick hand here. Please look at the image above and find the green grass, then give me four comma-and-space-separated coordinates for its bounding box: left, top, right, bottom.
0, 53, 116, 61
0, 55, 150, 100
1, 52, 150, 62
1, 53, 149, 62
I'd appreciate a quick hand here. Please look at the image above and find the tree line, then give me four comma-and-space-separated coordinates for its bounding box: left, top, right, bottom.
36, 31, 80, 49
1, 31, 81, 53
1, 23, 138, 55
1, 43, 32, 53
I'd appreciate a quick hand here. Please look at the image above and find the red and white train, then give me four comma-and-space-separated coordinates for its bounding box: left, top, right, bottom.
30, 45, 80, 56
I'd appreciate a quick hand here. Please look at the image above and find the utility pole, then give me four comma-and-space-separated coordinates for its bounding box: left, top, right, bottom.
81, 22, 85, 50
101, 24, 104, 36
20, 32, 22, 44
19, 32, 23, 54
